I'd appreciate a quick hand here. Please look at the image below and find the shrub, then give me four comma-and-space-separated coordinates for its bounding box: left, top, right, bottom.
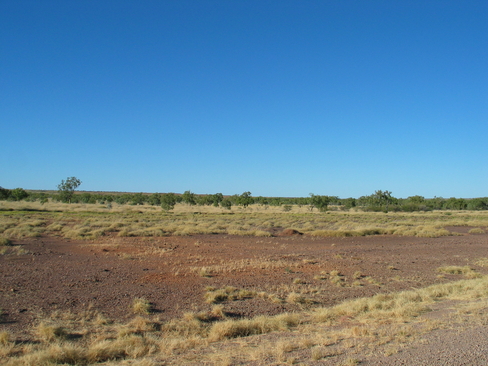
0, 237, 11, 246
161, 193, 177, 211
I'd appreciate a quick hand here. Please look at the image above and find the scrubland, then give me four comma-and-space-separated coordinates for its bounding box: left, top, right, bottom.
2, 200, 488, 241
2, 201, 488, 365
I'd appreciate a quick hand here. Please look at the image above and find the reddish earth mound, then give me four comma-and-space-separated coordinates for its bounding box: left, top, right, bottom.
280, 228, 303, 236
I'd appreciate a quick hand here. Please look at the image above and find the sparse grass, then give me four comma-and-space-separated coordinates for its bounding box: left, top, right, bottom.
190, 257, 302, 276
205, 286, 258, 303
353, 271, 363, 279
286, 292, 310, 304
329, 270, 345, 287
436, 265, 481, 278
5, 205, 488, 363
475, 257, 488, 267
364, 276, 382, 286
195, 266, 214, 277
4, 276, 488, 365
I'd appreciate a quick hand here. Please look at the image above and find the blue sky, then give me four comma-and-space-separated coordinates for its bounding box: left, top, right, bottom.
1, 1, 487, 198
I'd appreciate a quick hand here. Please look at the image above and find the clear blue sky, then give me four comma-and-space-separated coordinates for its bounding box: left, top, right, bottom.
1, 1, 487, 198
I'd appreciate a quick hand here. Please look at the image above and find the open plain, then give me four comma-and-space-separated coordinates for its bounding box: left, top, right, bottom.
2, 203, 488, 365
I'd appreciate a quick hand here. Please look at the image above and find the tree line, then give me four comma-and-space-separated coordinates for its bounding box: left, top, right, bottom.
2, 184, 488, 212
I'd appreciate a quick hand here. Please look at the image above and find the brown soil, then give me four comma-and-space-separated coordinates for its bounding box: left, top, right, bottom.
2, 229, 488, 341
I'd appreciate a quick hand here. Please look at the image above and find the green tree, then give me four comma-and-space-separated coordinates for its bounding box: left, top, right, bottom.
10, 188, 29, 201
309, 194, 330, 212
220, 198, 232, 210
57, 177, 82, 203
236, 191, 253, 207
467, 198, 488, 210
342, 197, 356, 210
182, 190, 197, 206
131, 193, 145, 205
0, 187, 11, 200
443, 197, 467, 210
161, 193, 177, 211
211, 193, 224, 207
373, 190, 394, 212
147, 193, 161, 206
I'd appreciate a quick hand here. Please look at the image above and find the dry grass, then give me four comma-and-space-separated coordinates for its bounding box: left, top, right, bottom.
190, 257, 302, 276
3, 203, 488, 363
329, 270, 346, 287
35, 322, 68, 342
207, 313, 299, 342
475, 257, 488, 267
436, 265, 482, 278
3, 202, 488, 242
204, 286, 258, 304
0, 331, 10, 345
132, 298, 152, 315
469, 227, 485, 234
3, 276, 488, 365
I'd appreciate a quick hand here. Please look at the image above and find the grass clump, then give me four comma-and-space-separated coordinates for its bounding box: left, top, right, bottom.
0, 331, 10, 345
469, 227, 485, 234
131, 298, 152, 315
0, 236, 11, 246
286, 292, 308, 304
35, 322, 67, 342
208, 313, 299, 342
329, 270, 345, 287
205, 286, 257, 304
436, 266, 481, 278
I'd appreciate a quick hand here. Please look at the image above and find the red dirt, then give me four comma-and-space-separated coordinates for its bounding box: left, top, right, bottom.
2, 230, 488, 339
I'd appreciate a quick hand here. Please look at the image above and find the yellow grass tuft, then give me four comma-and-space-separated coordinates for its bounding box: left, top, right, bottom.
208, 313, 299, 342
0, 331, 10, 345
469, 227, 485, 234
131, 298, 152, 315
205, 286, 258, 303
436, 265, 481, 278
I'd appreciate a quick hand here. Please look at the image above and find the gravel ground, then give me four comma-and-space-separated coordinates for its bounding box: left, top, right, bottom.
1, 229, 488, 364
361, 324, 488, 365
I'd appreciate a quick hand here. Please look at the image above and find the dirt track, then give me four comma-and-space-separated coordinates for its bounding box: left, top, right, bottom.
2, 228, 488, 341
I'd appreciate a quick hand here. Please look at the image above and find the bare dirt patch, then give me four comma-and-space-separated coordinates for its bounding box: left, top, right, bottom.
2, 231, 488, 342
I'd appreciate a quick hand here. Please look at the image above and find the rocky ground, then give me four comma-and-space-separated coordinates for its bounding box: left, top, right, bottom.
2, 227, 488, 344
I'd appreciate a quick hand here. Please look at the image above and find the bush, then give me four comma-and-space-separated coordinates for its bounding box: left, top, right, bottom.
0, 236, 12, 246
220, 199, 232, 210
161, 193, 177, 211
10, 188, 29, 201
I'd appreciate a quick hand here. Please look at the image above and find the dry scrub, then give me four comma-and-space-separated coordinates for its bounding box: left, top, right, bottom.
3, 202, 488, 241
3, 275, 488, 365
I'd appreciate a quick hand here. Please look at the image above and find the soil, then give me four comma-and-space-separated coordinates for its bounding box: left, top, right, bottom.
2, 229, 488, 343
